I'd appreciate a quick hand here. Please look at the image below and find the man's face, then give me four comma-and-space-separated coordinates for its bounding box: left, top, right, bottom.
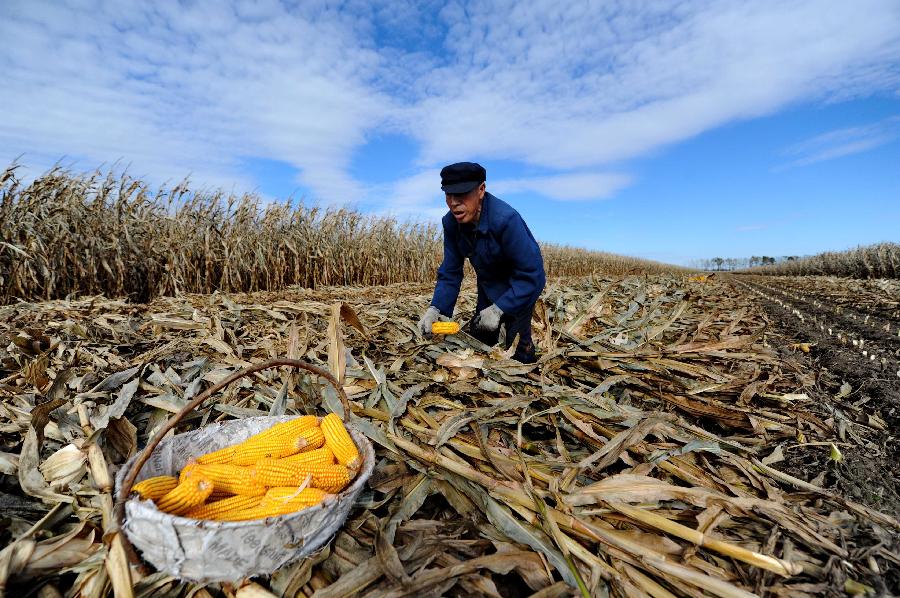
446, 182, 485, 224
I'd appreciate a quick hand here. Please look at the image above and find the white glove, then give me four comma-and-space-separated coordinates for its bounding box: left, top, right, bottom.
417, 306, 441, 336
475, 304, 503, 332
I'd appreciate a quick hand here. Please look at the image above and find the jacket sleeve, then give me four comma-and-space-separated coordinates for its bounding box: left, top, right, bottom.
431, 216, 464, 317
493, 213, 546, 314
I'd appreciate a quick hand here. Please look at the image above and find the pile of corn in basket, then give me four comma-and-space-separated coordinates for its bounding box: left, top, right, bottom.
114, 359, 375, 583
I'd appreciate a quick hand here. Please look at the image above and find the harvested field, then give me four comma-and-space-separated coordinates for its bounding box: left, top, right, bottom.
740, 275, 900, 325
1, 275, 899, 597
734, 276, 900, 523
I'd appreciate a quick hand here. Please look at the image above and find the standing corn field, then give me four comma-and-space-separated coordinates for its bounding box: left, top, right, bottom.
0, 164, 684, 305
738, 243, 900, 278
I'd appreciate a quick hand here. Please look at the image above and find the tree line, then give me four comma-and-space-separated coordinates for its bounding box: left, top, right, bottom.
692, 256, 802, 271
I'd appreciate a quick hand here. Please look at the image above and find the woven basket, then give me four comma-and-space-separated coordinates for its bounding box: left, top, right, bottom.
113, 359, 372, 583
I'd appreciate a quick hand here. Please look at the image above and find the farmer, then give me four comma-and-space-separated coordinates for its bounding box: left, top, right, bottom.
417, 162, 545, 363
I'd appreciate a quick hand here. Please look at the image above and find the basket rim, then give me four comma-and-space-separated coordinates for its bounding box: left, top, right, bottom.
119, 416, 374, 529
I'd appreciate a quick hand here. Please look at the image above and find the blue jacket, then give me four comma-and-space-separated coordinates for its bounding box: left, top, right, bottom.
431, 192, 545, 317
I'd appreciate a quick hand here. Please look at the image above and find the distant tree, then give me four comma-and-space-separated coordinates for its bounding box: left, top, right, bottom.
701, 255, 780, 270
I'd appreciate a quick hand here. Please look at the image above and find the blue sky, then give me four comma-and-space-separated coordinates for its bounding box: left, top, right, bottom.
1, 0, 899, 266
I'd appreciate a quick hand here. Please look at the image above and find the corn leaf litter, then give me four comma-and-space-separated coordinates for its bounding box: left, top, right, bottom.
1, 276, 898, 597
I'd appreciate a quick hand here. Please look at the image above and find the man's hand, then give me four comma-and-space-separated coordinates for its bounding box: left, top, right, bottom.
417, 306, 441, 336
475, 304, 503, 332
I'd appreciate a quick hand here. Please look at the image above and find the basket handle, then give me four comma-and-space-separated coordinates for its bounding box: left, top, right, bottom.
113, 358, 350, 563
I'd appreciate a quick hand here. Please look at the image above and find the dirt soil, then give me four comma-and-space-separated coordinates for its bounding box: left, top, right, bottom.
733, 275, 900, 593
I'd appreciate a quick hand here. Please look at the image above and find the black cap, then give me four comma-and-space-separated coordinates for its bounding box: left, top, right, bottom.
440, 162, 486, 194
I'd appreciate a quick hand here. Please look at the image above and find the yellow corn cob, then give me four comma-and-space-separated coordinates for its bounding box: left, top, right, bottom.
183, 464, 266, 496
208, 489, 235, 500
232, 434, 307, 465
260, 415, 319, 439
231, 425, 325, 464
196, 445, 235, 465
210, 504, 307, 521
132, 475, 178, 501
321, 413, 360, 471
155, 475, 213, 516
253, 458, 314, 486
294, 425, 326, 453
431, 321, 460, 335
254, 457, 351, 492
235, 416, 318, 450
206, 509, 267, 522
279, 445, 334, 466
199, 508, 258, 522
261, 486, 329, 508
215, 487, 330, 521
179, 462, 200, 482
309, 463, 351, 494
193, 417, 317, 466
183, 494, 265, 520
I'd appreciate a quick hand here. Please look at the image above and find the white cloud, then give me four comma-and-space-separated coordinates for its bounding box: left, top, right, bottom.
377, 169, 447, 219
405, 0, 900, 170
0, 0, 393, 202
779, 115, 900, 168
1, 0, 899, 211
492, 172, 632, 201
